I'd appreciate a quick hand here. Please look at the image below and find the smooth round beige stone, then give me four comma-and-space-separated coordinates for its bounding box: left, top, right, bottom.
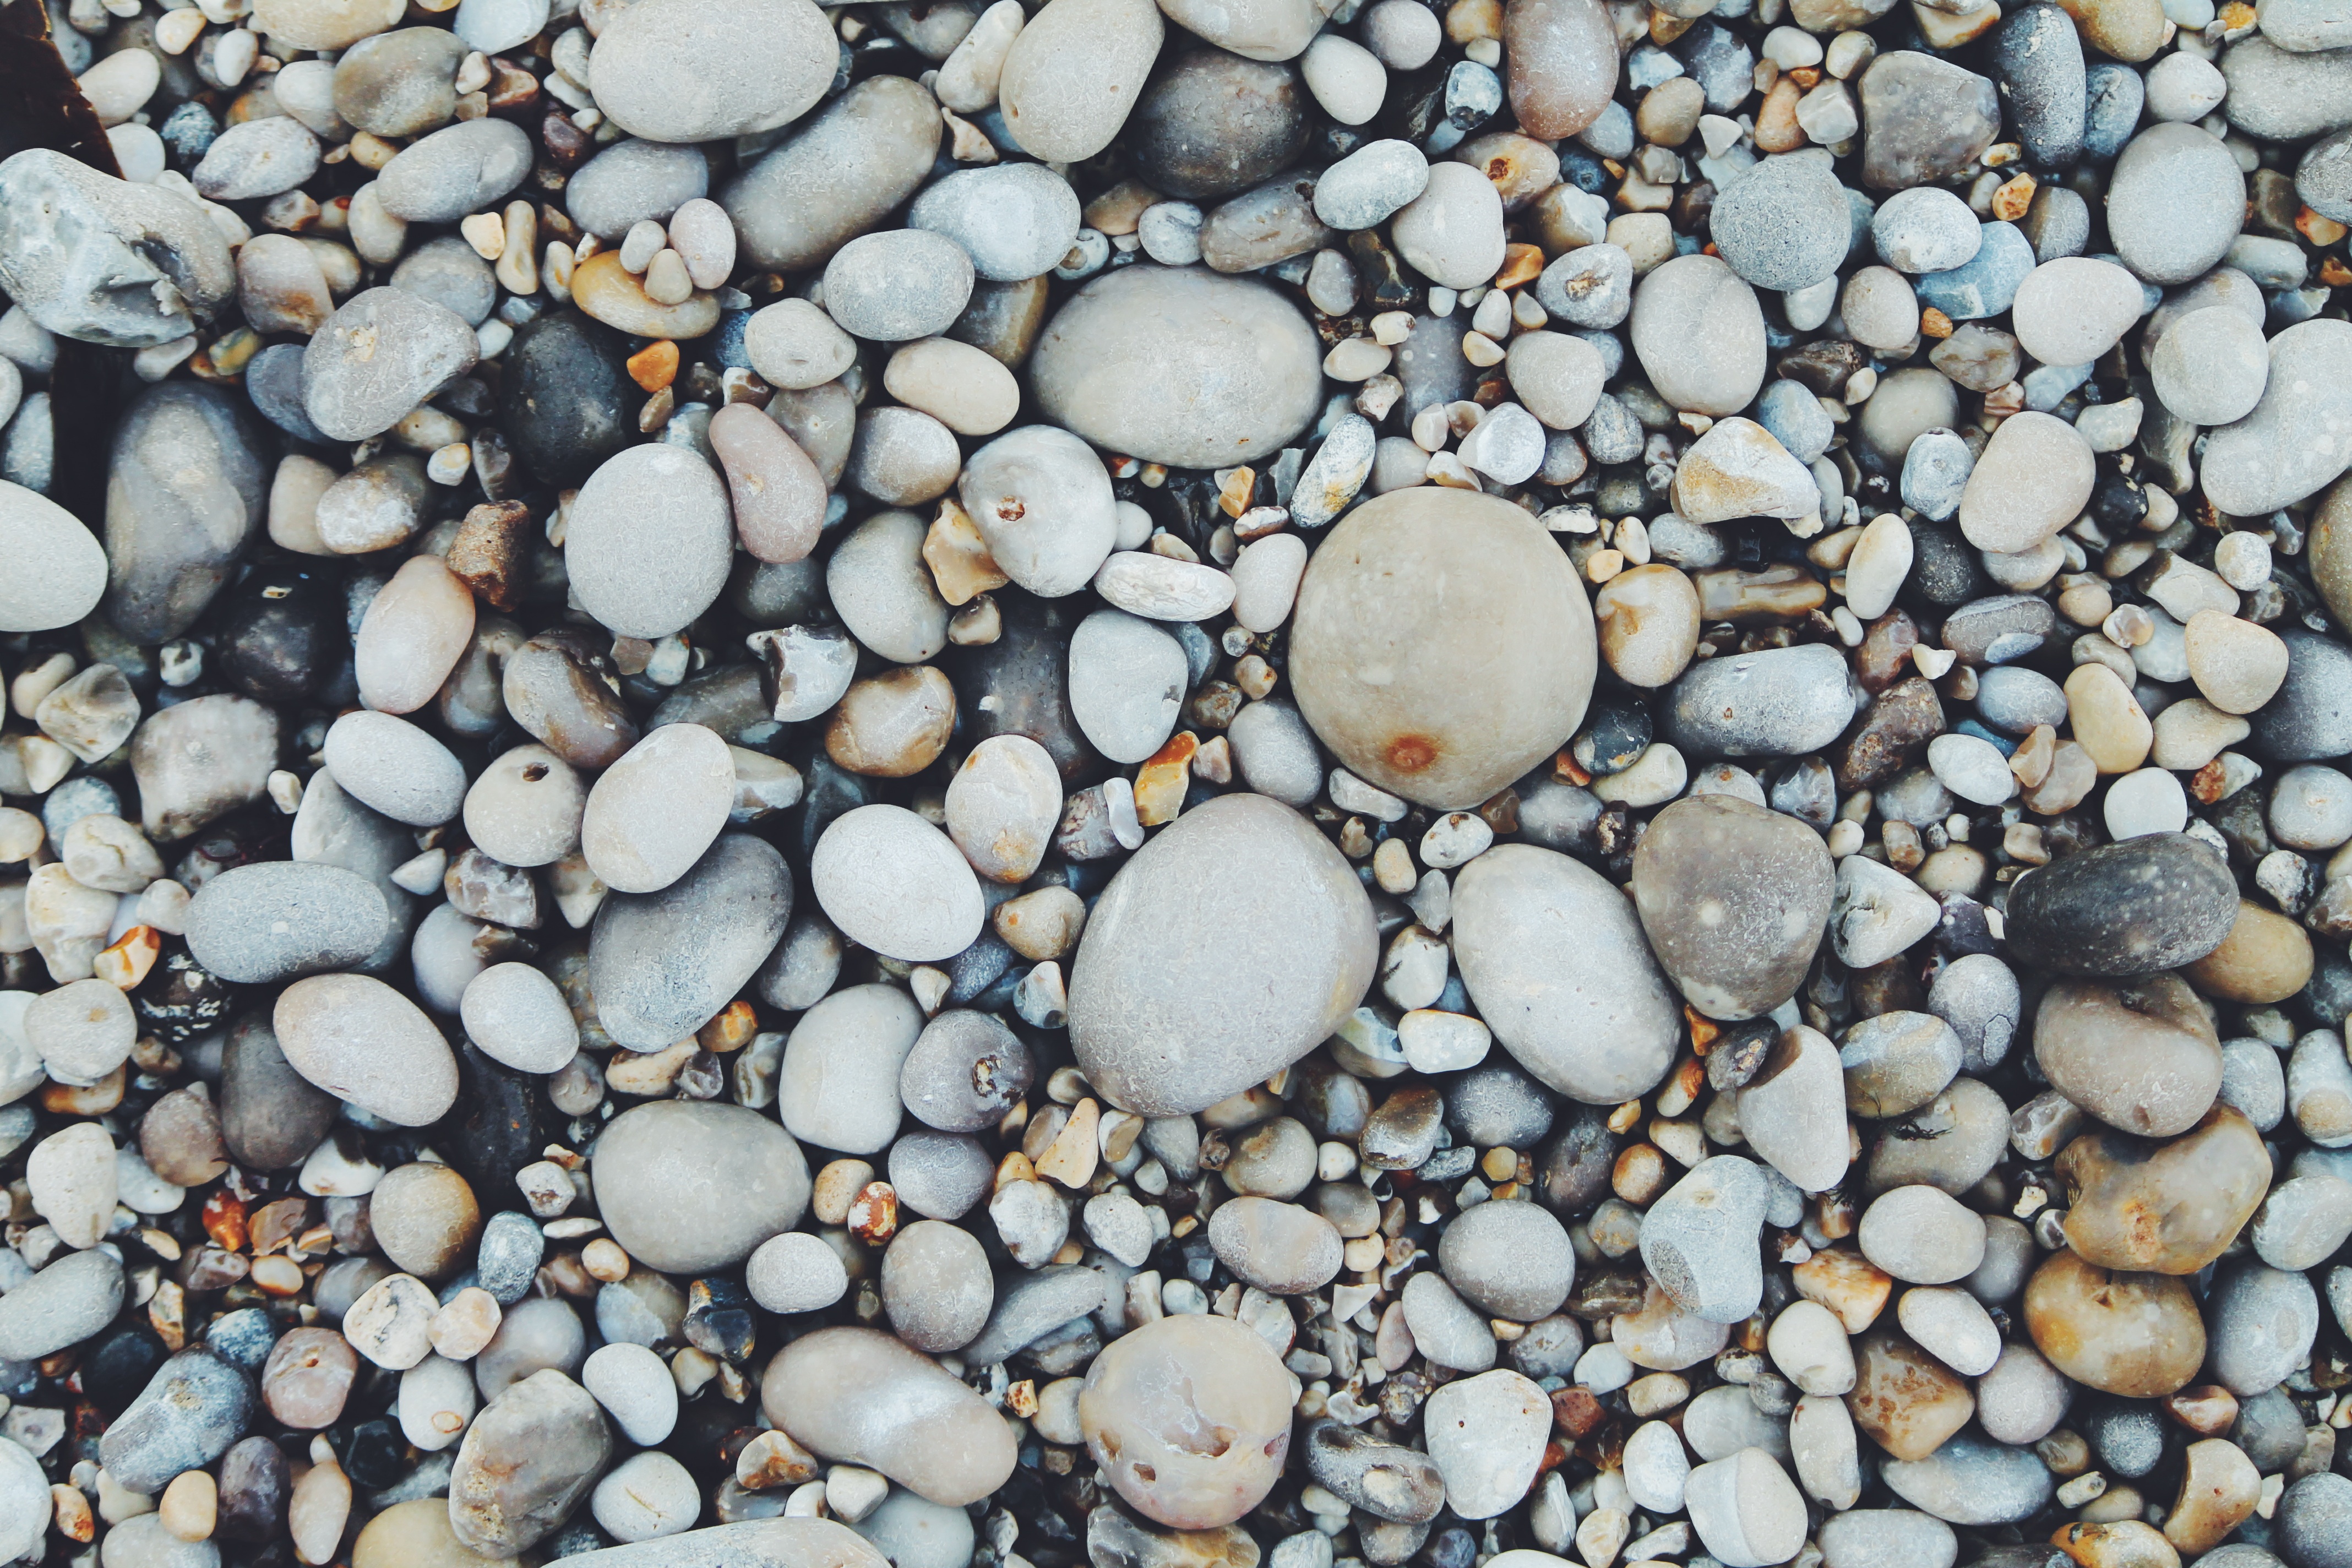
462, 744, 586, 869
355, 1498, 518, 1568
587, 0, 836, 143
2181, 898, 2313, 1004
1841, 265, 1919, 352
253, 0, 406, 50
998, 0, 1164, 159
2064, 663, 2153, 774
812, 803, 988, 962
1079, 1314, 1293, 1529
1503, 0, 1618, 137
370, 1162, 482, 1280
884, 338, 1021, 435
274, 974, 459, 1126
2024, 1249, 2205, 1398
711, 401, 826, 565
2033, 972, 2222, 1137
1505, 330, 1607, 430
1030, 265, 1324, 471
945, 734, 1062, 883
1069, 793, 1378, 1116
825, 666, 957, 778
744, 298, 859, 390
353, 553, 476, 716
763, 1327, 1017, 1507
1956, 411, 2095, 554
593, 1100, 811, 1273
1629, 254, 1766, 416
2184, 609, 2288, 715
581, 722, 736, 894
1291, 488, 1596, 808
1595, 564, 1701, 687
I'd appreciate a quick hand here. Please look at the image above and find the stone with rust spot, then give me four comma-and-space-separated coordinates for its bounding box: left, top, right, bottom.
2055, 1104, 2271, 1275
2023, 1249, 2206, 1398
1834, 677, 1943, 791
1845, 1326, 1974, 1461
448, 1368, 613, 1556
1290, 487, 1597, 809
447, 501, 532, 612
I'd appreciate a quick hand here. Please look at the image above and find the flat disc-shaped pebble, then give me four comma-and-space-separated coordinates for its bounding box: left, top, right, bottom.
780, 983, 922, 1155
908, 164, 1085, 283
373, 119, 532, 223
590, 832, 795, 1048
592, 1100, 810, 1272
997, 0, 1165, 159
2107, 121, 2246, 285
710, 401, 826, 564
184, 861, 391, 984
301, 286, 480, 444
1069, 793, 1378, 1116
1956, 410, 2095, 554
1453, 843, 1681, 1103
1030, 265, 1324, 470
582, 723, 736, 894
565, 444, 733, 639
812, 804, 986, 962
587, 0, 836, 143
0, 480, 105, 633
823, 229, 976, 342
1291, 487, 1596, 808
274, 974, 459, 1126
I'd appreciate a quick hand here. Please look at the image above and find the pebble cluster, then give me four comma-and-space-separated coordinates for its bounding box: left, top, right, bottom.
8, 0, 2352, 1559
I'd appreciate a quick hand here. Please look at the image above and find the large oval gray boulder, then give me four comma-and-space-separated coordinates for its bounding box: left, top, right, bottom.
588, 0, 836, 144
589, 832, 793, 1048
592, 1101, 810, 1273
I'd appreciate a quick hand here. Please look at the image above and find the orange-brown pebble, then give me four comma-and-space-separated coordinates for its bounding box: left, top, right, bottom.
625, 339, 679, 393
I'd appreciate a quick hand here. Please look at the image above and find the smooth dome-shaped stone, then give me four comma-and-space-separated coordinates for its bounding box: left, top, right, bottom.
0, 1246, 123, 1360
1711, 152, 1850, 292
763, 1328, 1016, 1507
274, 974, 458, 1126
1453, 844, 1680, 1104
590, 833, 793, 1048
1642, 1156, 1770, 1324
1126, 46, 1312, 200
959, 426, 1118, 597
2025, 1249, 2205, 1397
301, 285, 478, 443
103, 382, 269, 644
2202, 318, 2352, 516
2005, 833, 2237, 976
1291, 488, 1594, 808
587, 0, 835, 144
878, 1219, 990, 1351
1070, 793, 1376, 1116
908, 164, 1084, 283
1738, 1025, 1852, 1193
184, 861, 390, 984
1631, 794, 1833, 1021
781, 984, 922, 1156
462, 744, 586, 869
1068, 608, 1185, 765
998, 0, 1164, 158
1956, 410, 2095, 554
2109, 122, 2246, 285
459, 962, 578, 1075
2034, 972, 2223, 1138
449, 1369, 612, 1556
812, 805, 986, 963
0, 481, 105, 633
565, 445, 733, 640
1504, 0, 1617, 138
1629, 254, 1766, 416
901, 1010, 1031, 1133
2057, 1103, 2271, 1273
721, 76, 944, 274
582, 724, 736, 895
1030, 265, 1323, 470
1438, 1199, 1575, 1320
1080, 1314, 1293, 1528
592, 1101, 809, 1273
564, 1520, 894, 1568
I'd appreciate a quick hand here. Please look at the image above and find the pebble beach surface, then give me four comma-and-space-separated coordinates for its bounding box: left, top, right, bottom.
13, 0, 2352, 1562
